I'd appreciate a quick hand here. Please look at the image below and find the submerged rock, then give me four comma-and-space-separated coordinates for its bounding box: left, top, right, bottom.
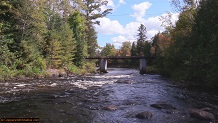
201, 107, 212, 112
103, 105, 118, 111
96, 69, 108, 73
115, 80, 133, 84
190, 108, 215, 122
150, 103, 176, 110
136, 111, 153, 119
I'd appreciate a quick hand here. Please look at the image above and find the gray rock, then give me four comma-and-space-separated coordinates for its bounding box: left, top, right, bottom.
201, 107, 212, 112
190, 109, 215, 121
150, 103, 176, 110
136, 111, 153, 119
103, 105, 118, 111
115, 80, 133, 84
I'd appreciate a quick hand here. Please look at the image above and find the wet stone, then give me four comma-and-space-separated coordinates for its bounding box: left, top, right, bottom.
103, 105, 118, 111
150, 103, 176, 110
136, 111, 153, 119
201, 107, 212, 112
115, 80, 133, 84
165, 109, 179, 114
190, 108, 215, 122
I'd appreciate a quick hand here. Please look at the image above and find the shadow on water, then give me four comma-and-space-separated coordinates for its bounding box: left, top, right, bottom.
0, 68, 217, 123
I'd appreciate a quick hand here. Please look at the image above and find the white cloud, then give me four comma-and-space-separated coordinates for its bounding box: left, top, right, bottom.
110, 13, 179, 47
119, 0, 126, 4
95, 17, 125, 35
112, 36, 127, 47
106, 0, 115, 7
100, 0, 115, 13
131, 2, 152, 22
95, 11, 179, 48
112, 36, 126, 43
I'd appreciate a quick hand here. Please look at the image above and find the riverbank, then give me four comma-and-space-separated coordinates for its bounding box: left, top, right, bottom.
143, 65, 218, 91
0, 62, 96, 82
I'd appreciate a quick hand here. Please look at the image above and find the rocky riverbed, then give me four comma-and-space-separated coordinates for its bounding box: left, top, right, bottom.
0, 68, 217, 123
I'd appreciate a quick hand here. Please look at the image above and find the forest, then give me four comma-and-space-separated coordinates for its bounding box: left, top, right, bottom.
0, 0, 112, 80
0, 0, 218, 87
155, 0, 218, 87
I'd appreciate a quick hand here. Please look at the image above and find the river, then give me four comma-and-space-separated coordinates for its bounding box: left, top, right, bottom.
0, 68, 217, 123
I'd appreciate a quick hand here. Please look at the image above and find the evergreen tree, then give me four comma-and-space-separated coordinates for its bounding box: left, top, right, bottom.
0, 0, 16, 67
17, 0, 46, 65
69, 12, 87, 67
130, 42, 138, 67
83, 0, 112, 56
189, 0, 218, 84
136, 24, 147, 56
46, 30, 62, 68
131, 42, 137, 56
59, 23, 76, 67
86, 24, 98, 56
143, 41, 151, 57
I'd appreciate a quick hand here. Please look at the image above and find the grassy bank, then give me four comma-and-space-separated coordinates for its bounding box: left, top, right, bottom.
0, 62, 96, 81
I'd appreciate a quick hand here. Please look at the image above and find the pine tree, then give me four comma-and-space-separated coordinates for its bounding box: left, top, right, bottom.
0, 0, 16, 67
137, 24, 147, 56
130, 42, 138, 67
59, 23, 76, 67
69, 12, 87, 67
83, 0, 112, 56
16, 0, 47, 69
46, 30, 62, 68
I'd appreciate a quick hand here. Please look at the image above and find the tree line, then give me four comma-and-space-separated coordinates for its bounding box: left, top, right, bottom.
0, 0, 112, 80
156, 0, 218, 86
100, 0, 218, 87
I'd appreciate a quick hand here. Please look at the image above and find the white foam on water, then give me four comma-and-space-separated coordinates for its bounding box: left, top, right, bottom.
4, 88, 20, 94
91, 75, 132, 79
71, 80, 114, 89
50, 83, 57, 87
15, 84, 29, 87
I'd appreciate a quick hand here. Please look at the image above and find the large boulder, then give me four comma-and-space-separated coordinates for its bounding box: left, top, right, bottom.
136, 111, 153, 119
190, 108, 215, 122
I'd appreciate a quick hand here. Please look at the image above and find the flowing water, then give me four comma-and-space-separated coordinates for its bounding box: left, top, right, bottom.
0, 68, 217, 123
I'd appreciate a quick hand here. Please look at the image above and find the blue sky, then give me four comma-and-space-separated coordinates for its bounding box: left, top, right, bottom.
94, 0, 179, 48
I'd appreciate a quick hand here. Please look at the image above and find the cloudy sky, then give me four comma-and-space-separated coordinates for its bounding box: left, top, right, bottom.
94, 0, 179, 48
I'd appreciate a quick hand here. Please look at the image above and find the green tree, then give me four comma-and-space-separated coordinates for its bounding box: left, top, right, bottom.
136, 24, 147, 56
120, 41, 131, 56
130, 42, 138, 67
69, 12, 87, 67
119, 41, 131, 66
0, 0, 16, 67
59, 23, 76, 67
188, 0, 218, 84
143, 41, 151, 57
131, 42, 137, 56
46, 30, 62, 68
101, 43, 117, 56
83, 0, 112, 56
160, 8, 196, 79
17, 0, 47, 66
